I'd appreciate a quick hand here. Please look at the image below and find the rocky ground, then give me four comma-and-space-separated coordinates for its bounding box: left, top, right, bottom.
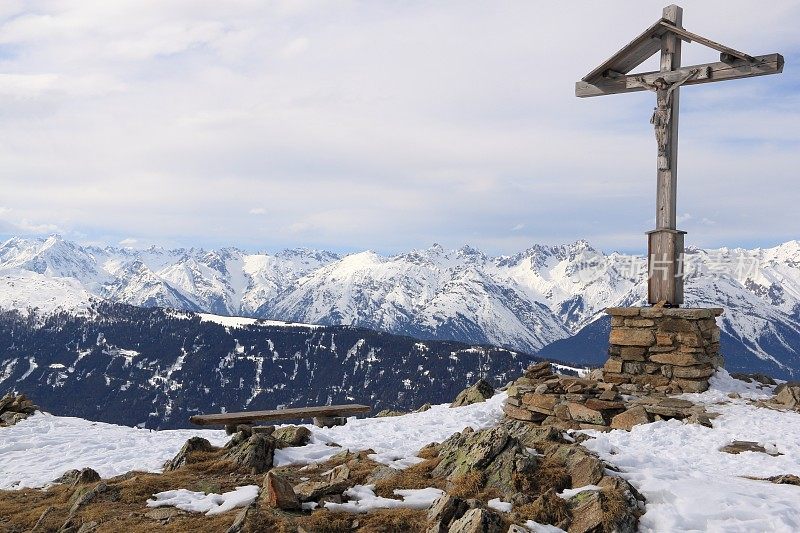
0, 366, 798, 533
0, 393, 38, 427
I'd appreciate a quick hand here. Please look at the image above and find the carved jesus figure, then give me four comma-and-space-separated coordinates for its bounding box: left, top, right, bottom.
636, 69, 700, 171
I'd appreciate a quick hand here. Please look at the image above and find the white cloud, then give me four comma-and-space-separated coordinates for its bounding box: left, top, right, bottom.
511, 223, 525, 232
0, 1, 797, 253
118, 237, 138, 247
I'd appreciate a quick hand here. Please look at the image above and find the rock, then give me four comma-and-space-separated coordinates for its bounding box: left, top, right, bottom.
273, 426, 312, 448
164, 437, 216, 471
69, 482, 120, 515
227, 501, 257, 533
522, 393, 558, 414
224, 434, 276, 473
376, 409, 407, 417
648, 351, 710, 367
685, 413, 712, 427
145, 507, 185, 523
567, 490, 603, 533
451, 379, 495, 407
366, 465, 399, 484
719, 440, 782, 456
415, 403, 433, 413
603, 358, 623, 373
672, 378, 710, 393
766, 474, 800, 485
263, 471, 301, 510
54, 468, 101, 487
566, 403, 605, 426
773, 382, 800, 409
432, 426, 536, 499
610, 406, 652, 431
427, 494, 470, 533
671, 365, 715, 379
252, 425, 276, 435
584, 398, 625, 412
525, 361, 553, 379
567, 454, 604, 487
610, 328, 654, 347
313, 416, 347, 428
504, 403, 546, 423
447, 508, 503, 533
730, 372, 776, 386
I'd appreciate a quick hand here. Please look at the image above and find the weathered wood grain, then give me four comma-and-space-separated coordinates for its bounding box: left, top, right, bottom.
575, 54, 783, 97
190, 404, 371, 426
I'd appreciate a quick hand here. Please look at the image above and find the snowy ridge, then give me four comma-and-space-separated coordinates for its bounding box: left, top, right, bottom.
1, 236, 799, 373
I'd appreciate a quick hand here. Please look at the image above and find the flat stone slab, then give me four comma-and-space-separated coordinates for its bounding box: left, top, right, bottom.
606, 307, 724, 318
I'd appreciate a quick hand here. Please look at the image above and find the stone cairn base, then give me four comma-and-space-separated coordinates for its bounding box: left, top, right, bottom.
503, 362, 712, 431
604, 307, 723, 394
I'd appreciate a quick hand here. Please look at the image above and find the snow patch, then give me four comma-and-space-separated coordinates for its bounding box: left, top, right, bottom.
147, 485, 258, 516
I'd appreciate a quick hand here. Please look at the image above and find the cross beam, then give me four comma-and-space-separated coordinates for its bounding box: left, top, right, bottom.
575, 4, 783, 306
576, 53, 783, 98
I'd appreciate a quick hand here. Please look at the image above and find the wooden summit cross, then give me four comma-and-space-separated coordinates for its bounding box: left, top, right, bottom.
576, 5, 783, 306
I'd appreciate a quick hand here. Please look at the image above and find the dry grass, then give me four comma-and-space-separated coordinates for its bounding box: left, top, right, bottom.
535, 455, 571, 494
515, 488, 570, 527
0, 448, 263, 533
448, 470, 484, 499
372, 458, 444, 498
600, 486, 630, 531
356, 509, 427, 532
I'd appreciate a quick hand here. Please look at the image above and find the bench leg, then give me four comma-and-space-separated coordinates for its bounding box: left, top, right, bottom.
313, 416, 347, 428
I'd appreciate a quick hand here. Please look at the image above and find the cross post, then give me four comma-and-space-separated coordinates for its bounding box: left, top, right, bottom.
574, 4, 784, 307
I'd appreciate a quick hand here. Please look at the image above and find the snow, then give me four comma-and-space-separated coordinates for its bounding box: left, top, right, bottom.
557, 485, 602, 499
273, 392, 507, 469
581, 370, 800, 532
0, 412, 227, 489
323, 484, 444, 513
524, 521, 567, 533
147, 485, 258, 516
198, 312, 318, 329
487, 497, 513, 512
4, 235, 800, 365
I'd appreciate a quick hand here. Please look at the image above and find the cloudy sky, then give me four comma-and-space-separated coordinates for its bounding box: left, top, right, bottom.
0, 0, 797, 255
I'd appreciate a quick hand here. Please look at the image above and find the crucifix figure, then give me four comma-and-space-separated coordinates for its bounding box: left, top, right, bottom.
575, 4, 783, 306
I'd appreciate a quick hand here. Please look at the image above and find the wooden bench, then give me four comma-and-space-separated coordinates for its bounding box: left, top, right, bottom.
189, 404, 371, 432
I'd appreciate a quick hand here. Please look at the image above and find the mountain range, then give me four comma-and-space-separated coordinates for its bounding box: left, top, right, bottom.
1, 235, 799, 378
0, 302, 553, 428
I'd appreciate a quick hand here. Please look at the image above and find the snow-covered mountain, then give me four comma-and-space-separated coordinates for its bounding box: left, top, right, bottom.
1, 235, 799, 376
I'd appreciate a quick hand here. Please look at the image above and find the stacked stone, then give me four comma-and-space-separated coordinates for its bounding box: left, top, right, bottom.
503, 362, 713, 431
604, 307, 723, 393
503, 362, 626, 430
0, 393, 38, 426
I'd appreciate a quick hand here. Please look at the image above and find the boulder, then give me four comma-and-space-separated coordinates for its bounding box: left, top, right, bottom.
427, 494, 470, 533
447, 508, 503, 533
376, 409, 407, 417
164, 437, 216, 471
566, 403, 605, 426
224, 434, 276, 473
272, 426, 312, 448
263, 471, 301, 510
54, 468, 101, 487
451, 379, 495, 407
567, 490, 603, 533
610, 407, 652, 431
719, 440, 781, 456
69, 482, 120, 516
567, 454, 604, 488
432, 426, 537, 498
773, 382, 800, 409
